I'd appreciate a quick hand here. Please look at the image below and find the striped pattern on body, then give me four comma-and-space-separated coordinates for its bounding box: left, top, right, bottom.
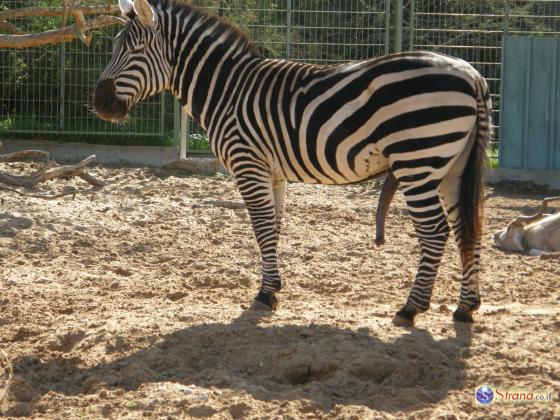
95, 0, 492, 324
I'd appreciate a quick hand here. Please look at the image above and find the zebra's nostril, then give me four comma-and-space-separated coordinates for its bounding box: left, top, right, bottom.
94, 79, 118, 113
94, 78, 128, 121
94, 79, 117, 107
96, 78, 116, 95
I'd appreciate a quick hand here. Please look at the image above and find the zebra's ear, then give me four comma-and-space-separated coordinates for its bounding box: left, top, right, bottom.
118, 0, 134, 18
133, 0, 157, 29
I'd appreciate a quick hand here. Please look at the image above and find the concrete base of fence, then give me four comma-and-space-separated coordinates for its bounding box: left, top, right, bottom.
2, 140, 559, 190
161, 158, 221, 175
487, 168, 560, 190
0, 139, 180, 167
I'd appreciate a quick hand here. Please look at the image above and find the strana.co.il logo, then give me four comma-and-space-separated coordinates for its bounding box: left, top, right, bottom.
475, 385, 553, 405
475, 385, 494, 405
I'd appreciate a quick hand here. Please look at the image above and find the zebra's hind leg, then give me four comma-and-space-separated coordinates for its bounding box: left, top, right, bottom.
393, 182, 450, 326
273, 178, 287, 233
440, 175, 481, 323
236, 175, 282, 311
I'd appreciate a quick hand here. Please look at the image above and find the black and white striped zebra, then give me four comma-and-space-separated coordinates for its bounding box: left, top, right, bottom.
95, 0, 492, 325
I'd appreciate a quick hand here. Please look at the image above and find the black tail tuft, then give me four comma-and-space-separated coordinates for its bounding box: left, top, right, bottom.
459, 77, 491, 261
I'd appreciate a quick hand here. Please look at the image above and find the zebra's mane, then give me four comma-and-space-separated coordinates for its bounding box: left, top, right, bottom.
148, 0, 262, 57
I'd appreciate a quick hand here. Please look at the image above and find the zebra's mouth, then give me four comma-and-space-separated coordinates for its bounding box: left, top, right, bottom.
94, 78, 129, 123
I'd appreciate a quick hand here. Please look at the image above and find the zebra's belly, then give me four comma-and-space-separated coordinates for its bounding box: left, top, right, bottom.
282, 147, 390, 185
348, 148, 390, 183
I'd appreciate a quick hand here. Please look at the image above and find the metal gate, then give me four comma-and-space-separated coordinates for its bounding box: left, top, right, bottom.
500, 36, 560, 170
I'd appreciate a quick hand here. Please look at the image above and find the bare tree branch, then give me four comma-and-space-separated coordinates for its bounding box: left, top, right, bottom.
0, 15, 124, 48
61, 0, 72, 28
0, 5, 119, 21
0, 150, 50, 162
0, 154, 103, 189
0, 21, 26, 35
0, 1, 123, 48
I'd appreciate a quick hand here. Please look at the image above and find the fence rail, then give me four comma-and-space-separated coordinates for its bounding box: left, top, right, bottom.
1, 0, 559, 154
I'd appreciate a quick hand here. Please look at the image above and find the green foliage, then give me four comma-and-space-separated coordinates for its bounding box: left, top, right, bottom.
488, 144, 499, 169
0, 114, 175, 146
189, 133, 211, 151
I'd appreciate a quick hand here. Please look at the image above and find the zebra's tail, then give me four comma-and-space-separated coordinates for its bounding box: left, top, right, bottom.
458, 74, 492, 260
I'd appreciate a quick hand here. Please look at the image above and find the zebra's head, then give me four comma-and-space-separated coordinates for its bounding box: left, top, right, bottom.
94, 0, 171, 122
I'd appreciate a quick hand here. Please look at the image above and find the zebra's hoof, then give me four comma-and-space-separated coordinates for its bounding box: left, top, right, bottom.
251, 291, 278, 311
453, 307, 474, 323
393, 306, 417, 327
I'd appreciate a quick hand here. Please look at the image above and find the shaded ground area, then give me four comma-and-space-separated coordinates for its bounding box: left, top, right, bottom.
0, 164, 558, 418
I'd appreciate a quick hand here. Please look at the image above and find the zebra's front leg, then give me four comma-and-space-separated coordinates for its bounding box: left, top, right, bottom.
393, 187, 450, 326
236, 175, 282, 311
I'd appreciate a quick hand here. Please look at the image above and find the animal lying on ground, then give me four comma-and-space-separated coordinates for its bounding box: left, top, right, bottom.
493, 197, 560, 255
94, 0, 492, 325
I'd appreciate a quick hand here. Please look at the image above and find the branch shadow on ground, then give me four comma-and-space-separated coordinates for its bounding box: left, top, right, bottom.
6, 312, 472, 416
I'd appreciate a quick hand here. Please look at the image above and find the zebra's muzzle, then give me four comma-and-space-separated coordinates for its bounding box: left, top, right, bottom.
94, 78, 128, 122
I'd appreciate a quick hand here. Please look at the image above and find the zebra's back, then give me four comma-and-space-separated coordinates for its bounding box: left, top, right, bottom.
229, 51, 481, 186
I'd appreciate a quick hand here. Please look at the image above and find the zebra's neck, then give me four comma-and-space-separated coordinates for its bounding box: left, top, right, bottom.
161, 2, 262, 131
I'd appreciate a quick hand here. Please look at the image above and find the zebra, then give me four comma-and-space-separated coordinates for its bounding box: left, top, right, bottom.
95, 0, 492, 325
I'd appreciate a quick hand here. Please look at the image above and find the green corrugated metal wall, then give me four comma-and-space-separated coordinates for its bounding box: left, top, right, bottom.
500, 36, 560, 170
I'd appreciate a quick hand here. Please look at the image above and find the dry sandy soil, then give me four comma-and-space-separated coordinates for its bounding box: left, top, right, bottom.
0, 162, 558, 419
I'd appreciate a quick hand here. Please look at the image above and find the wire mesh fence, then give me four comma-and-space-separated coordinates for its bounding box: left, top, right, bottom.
185, 0, 390, 152
409, 0, 560, 162
192, 0, 389, 62
1, 0, 559, 156
184, 0, 560, 155
0, 0, 173, 145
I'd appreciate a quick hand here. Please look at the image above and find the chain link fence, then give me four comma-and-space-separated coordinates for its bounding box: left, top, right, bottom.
1, 0, 559, 155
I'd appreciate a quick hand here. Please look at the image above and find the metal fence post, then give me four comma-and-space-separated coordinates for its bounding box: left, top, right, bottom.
286, 0, 292, 59
504, 0, 510, 36
409, 0, 416, 51
59, 43, 66, 132
395, 0, 403, 53
385, 0, 391, 55
174, 99, 181, 145
498, 0, 510, 167
179, 108, 190, 160
160, 92, 166, 137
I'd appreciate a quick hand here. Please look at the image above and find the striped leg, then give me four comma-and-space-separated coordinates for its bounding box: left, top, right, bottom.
440, 175, 481, 323
273, 179, 287, 233
236, 175, 282, 310
394, 184, 450, 326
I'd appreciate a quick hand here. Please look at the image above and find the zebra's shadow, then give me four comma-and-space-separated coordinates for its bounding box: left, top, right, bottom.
7, 315, 472, 415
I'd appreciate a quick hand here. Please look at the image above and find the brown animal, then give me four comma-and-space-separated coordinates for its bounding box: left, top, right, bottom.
493, 197, 560, 255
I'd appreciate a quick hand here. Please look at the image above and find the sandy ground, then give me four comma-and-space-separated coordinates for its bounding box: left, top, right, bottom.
0, 162, 558, 419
